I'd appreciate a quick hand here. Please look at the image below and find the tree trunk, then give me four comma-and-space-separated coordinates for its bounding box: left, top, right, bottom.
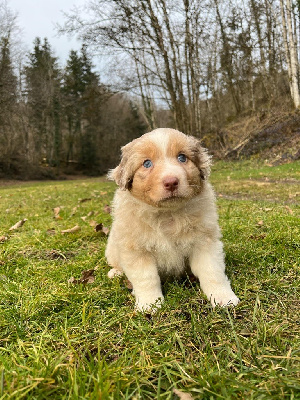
280, 0, 300, 108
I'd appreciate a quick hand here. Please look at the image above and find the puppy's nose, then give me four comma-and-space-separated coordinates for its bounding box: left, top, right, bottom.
163, 177, 179, 192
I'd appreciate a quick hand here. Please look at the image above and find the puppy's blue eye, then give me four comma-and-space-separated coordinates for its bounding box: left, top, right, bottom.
143, 159, 153, 168
177, 154, 187, 163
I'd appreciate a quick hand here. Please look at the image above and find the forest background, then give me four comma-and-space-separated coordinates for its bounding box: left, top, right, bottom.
1, 0, 300, 179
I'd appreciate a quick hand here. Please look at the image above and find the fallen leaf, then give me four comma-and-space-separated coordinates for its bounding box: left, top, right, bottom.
89, 220, 98, 227
249, 233, 266, 240
257, 220, 264, 226
101, 226, 110, 235
173, 389, 194, 400
103, 205, 111, 214
100, 191, 107, 195
81, 216, 88, 222
46, 250, 67, 260
71, 206, 78, 216
87, 211, 94, 217
79, 198, 92, 203
94, 223, 110, 235
53, 207, 62, 219
239, 329, 253, 337
46, 228, 56, 235
80, 269, 96, 283
61, 225, 81, 234
94, 222, 103, 231
0, 235, 8, 242
285, 206, 294, 215
9, 218, 28, 230
263, 207, 273, 212
68, 269, 95, 285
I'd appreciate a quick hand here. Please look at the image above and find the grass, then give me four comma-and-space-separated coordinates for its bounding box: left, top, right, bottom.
0, 160, 299, 399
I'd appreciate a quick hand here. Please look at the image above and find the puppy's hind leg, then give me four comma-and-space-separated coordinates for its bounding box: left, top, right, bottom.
190, 240, 239, 307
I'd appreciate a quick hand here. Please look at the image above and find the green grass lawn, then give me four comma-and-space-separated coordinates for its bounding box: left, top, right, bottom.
0, 161, 299, 399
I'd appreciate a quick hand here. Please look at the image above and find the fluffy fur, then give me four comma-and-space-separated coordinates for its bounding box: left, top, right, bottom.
105, 128, 239, 311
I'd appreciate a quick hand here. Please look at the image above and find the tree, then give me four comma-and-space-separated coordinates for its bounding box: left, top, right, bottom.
62, 46, 104, 168
25, 37, 62, 166
60, 0, 213, 135
280, 0, 300, 108
0, 2, 23, 174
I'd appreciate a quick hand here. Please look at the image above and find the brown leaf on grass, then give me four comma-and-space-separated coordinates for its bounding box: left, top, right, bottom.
257, 220, 264, 226
81, 212, 95, 222
61, 225, 81, 234
94, 223, 110, 235
239, 328, 253, 337
47, 250, 67, 260
79, 198, 92, 203
100, 191, 107, 195
0, 235, 8, 242
285, 205, 294, 215
46, 228, 56, 235
103, 205, 111, 214
71, 206, 78, 216
53, 206, 60, 216
9, 218, 28, 231
68, 269, 95, 285
173, 389, 194, 400
88, 221, 109, 235
101, 226, 110, 235
53, 206, 62, 220
249, 233, 266, 240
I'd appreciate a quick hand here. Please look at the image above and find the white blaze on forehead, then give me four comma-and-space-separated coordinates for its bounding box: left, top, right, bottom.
145, 129, 186, 179
146, 129, 170, 156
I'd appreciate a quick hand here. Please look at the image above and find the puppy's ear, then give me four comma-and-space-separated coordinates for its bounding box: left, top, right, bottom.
107, 141, 136, 190
188, 136, 212, 180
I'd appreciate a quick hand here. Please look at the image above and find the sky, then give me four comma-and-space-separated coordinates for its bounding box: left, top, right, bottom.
8, 0, 86, 66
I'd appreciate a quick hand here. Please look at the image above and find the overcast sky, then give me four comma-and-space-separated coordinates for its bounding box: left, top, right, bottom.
9, 0, 86, 65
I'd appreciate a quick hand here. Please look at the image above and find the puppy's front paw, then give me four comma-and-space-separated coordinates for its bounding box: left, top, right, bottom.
107, 268, 123, 279
209, 288, 240, 307
135, 295, 164, 313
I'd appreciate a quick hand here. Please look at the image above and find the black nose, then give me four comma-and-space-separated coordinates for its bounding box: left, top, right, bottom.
163, 177, 179, 192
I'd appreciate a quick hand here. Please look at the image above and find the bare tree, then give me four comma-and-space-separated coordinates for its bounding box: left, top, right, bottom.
280, 0, 300, 107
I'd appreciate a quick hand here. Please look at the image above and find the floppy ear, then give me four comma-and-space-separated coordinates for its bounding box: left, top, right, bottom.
107, 141, 136, 190
188, 136, 212, 180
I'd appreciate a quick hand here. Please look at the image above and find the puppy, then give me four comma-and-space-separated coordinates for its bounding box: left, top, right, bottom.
105, 128, 239, 311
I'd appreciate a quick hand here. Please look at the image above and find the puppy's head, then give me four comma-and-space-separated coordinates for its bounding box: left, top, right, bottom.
108, 128, 211, 207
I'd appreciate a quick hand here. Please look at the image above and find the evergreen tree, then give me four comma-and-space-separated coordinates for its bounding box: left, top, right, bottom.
0, 36, 17, 111
0, 35, 19, 173
62, 49, 85, 162
62, 46, 103, 169
25, 37, 62, 166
